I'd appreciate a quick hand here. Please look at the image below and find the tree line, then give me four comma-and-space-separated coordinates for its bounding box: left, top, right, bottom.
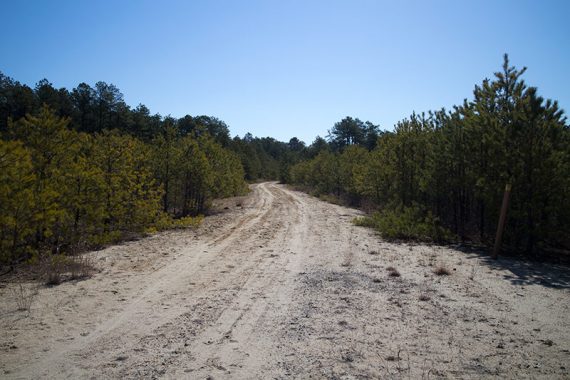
0, 75, 256, 264
289, 56, 570, 258
2, 55, 568, 262
0, 73, 307, 182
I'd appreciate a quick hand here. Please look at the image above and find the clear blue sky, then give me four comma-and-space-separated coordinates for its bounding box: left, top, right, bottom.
2, 0, 569, 143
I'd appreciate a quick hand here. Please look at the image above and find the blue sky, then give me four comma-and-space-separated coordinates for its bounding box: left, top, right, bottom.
2, 0, 569, 143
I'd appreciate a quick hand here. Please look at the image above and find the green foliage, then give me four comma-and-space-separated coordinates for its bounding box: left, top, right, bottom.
150, 214, 204, 233
229, 134, 299, 182
2, 55, 567, 261
161, 134, 247, 216
7, 106, 83, 252
327, 117, 380, 151
0, 140, 35, 261
291, 55, 570, 257
354, 206, 453, 242
339, 145, 369, 204
0, 104, 247, 264
92, 130, 163, 238
203, 137, 248, 198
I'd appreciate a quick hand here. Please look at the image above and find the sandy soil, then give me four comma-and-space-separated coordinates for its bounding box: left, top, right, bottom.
1, 182, 569, 379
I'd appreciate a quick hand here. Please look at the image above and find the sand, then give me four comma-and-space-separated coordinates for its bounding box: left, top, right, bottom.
1, 182, 569, 379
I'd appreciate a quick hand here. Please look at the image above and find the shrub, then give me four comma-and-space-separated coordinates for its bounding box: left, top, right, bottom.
39, 253, 69, 285
387, 266, 401, 277
69, 254, 96, 280
152, 213, 204, 231
11, 284, 38, 312
354, 205, 453, 243
434, 266, 451, 276
418, 294, 431, 301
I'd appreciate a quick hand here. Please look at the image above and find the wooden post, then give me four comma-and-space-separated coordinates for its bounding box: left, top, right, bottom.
492, 184, 512, 259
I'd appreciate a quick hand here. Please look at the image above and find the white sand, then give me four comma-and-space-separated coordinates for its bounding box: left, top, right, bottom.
1, 182, 569, 378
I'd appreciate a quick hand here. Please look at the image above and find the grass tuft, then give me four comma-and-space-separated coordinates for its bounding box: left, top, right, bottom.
434, 266, 451, 276
11, 284, 38, 312
387, 266, 401, 277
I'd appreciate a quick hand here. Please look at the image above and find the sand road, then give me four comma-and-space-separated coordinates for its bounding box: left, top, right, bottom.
1, 182, 569, 378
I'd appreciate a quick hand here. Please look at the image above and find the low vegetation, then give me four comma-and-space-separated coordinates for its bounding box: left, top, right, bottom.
386, 266, 401, 277
418, 294, 431, 302
354, 206, 452, 242
10, 283, 38, 312
434, 266, 452, 276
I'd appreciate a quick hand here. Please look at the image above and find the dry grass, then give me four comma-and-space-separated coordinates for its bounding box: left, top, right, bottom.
418, 294, 431, 301
69, 254, 95, 280
387, 266, 401, 277
38, 252, 96, 285
434, 265, 451, 276
469, 265, 477, 280
40, 254, 67, 285
11, 284, 38, 312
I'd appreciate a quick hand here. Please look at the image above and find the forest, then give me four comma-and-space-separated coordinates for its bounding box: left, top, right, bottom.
290, 56, 570, 258
0, 68, 316, 265
0, 76, 259, 264
1, 55, 569, 265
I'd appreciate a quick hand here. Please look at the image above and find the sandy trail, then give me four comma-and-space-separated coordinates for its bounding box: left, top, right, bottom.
1, 182, 569, 379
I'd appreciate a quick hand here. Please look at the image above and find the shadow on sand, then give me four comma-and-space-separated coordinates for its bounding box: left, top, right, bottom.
455, 245, 570, 290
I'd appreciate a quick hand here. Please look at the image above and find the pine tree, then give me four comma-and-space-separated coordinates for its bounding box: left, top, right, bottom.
0, 140, 35, 260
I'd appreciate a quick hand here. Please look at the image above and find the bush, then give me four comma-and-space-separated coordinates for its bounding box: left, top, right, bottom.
39, 253, 69, 285
69, 254, 96, 280
11, 284, 38, 312
354, 205, 453, 242
434, 266, 451, 276
151, 213, 204, 232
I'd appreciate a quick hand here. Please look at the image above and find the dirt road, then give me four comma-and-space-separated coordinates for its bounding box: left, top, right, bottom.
1, 182, 569, 378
